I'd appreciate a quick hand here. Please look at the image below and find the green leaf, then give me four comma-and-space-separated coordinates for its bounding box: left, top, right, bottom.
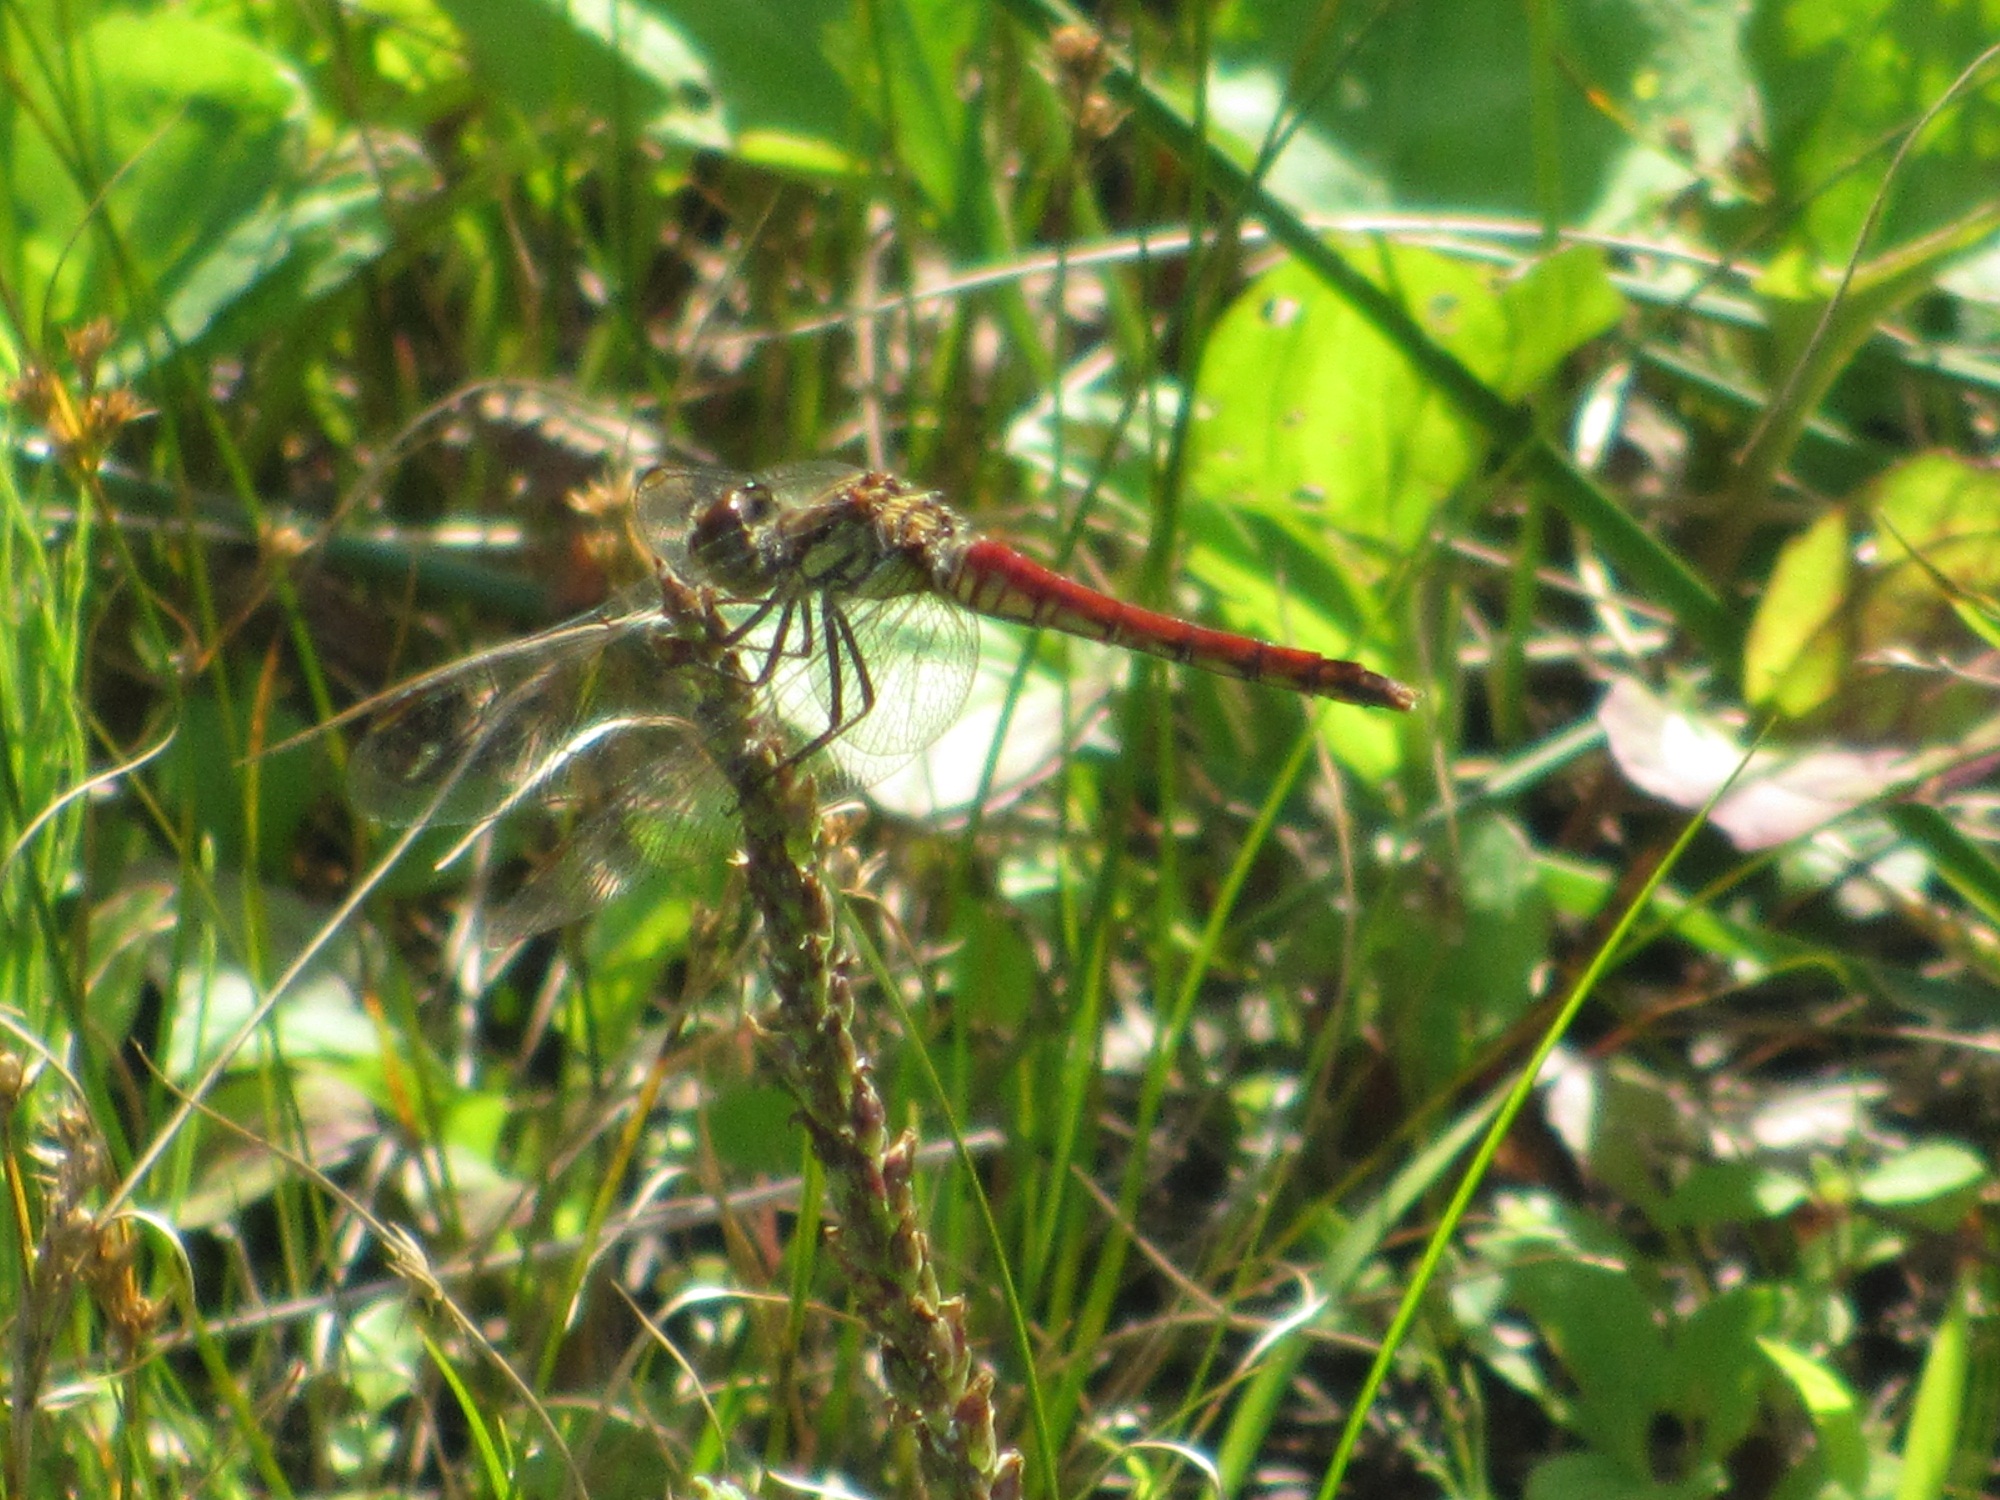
434, 0, 728, 150
1747, 0, 2000, 267
1525, 1449, 1720, 1499
1510, 1258, 1665, 1472
165, 958, 375, 1082
1744, 454, 2000, 730
1177, 511, 1410, 779
1856, 1140, 1990, 1213
950, 900, 1038, 1029
1192, 245, 1472, 549
341, 1295, 427, 1416
706, 1082, 809, 1179
1213, 0, 1756, 227
1483, 244, 1629, 401
1662, 1287, 1774, 1462
118, 137, 425, 376
159, 694, 324, 877
1192, 239, 1618, 553
1743, 506, 1852, 716
1376, 813, 1550, 1097
1656, 1161, 1812, 1228
1760, 1338, 1869, 1496
0, 10, 303, 355
1895, 1273, 1971, 1500
644, 0, 868, 174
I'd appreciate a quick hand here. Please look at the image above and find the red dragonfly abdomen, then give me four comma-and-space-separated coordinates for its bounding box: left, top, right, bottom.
942, 539, 1417, 711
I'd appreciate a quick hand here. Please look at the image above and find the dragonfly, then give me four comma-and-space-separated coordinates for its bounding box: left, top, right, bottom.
348, 461, 1417, 937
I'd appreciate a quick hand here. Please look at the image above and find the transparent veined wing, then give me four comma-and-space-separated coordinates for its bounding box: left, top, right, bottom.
347, 587, 682, 830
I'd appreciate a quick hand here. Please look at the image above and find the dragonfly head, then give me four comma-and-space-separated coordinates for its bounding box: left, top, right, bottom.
685, 476, 784, 594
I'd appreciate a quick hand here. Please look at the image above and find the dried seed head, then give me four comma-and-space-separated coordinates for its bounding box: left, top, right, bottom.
1050, 23, 1124, 141
87, 1216, 162, 1355
0, 1050, 24, 1109
7, 323, 151, 475
65, 318, 116, 384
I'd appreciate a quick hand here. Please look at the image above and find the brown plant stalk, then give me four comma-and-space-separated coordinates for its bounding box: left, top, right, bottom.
652, 563, 1020, 1500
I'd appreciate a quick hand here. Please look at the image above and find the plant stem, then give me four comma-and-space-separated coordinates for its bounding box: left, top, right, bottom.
657, 567, 1020, 1500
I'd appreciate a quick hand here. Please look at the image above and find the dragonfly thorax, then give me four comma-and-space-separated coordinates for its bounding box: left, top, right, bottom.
685, 470, 975, 606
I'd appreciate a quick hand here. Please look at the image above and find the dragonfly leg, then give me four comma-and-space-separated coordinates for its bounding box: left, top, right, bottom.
738, 596, 805, 689
833, 603, 878, 730
719, 590, 783, 646
784, 600, 877, 766
713, 592, 821, 689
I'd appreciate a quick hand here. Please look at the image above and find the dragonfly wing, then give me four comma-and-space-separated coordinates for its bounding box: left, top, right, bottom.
484, 725, 736, 940
754, 460, 867, 507
631, 462, 742, 579
347, 589, 669, 829
756, 588, 978, 777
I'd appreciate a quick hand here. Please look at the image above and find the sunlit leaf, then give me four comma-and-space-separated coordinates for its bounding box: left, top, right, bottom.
1747, 0, 2000, 266
435, 0, 728, 150
1744, 454, 2000, 731
0, 10, 302, 359
1192, 239, 1617, 551
1896, 1273, 1971, 1500
1212, 0, 1756, 226
1760, 1339, 1869, 1495
1856, 1140, 1990, 1212
1745, 507, 1852, 716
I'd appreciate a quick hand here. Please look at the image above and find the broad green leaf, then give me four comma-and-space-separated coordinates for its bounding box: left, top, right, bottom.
1861, 457, 2000, 707
176, 1071, 382, 1230
435, 0, 728, 150
1525, 1450, 1722, 1499
117, 136, 429, 378
1856, 1140, 1990, 1214
1178, 511, 1410, 779
0, 10, 302, 362
1190, 238, 1620, 550
158, 693, 323, 877
1895, 1274, 1970, 1500
1743, 506, 1853, 716
1213, 0, 1755, 227
1484, 244, 1630, 401
1655, 1161, 1812, 1228
364, 0, 474, 104
165, 954, 375, 1083
706, 1082, 809, 1179
1377, 813, 1550, 1098
1747, 0, 2000, 268
1509, 1257, 1664, 1472
649, 0, 866, 174
1191, 244, 1476, 550
1760, 1338, 1869, 1496
1662, 1287, 1774, 1462
341, 1295, 428, 1417
578, 876, 702, 1060
1744, 454, 2000, 730
950, 899, 1038, 1030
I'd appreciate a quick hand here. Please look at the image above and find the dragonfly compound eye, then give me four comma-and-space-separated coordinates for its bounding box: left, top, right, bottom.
730, 480, 779, 526
687, 480, 780, 591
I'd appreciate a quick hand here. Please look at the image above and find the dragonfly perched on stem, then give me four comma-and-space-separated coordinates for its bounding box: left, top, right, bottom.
346, 461, 1417, 937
